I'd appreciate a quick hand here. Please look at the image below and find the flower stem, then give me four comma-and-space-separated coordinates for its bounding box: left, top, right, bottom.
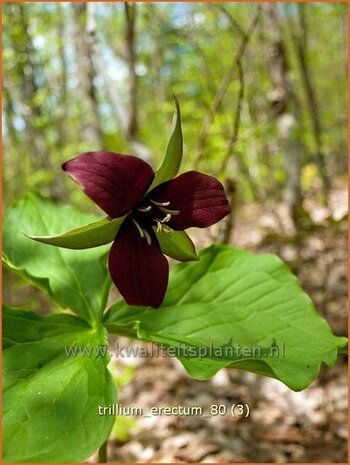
98, 440, 108, 463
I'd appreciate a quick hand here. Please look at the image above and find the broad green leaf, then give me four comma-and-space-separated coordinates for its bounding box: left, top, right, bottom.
155, 229, 199, 262
28, 216, 125, 249
104, 244, 347, 391
3, 193, 111, 324
3, 306, 116, 463
149, 96, 183, 190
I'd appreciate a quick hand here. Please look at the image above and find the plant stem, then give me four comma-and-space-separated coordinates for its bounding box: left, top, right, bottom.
98, 440, 108, 463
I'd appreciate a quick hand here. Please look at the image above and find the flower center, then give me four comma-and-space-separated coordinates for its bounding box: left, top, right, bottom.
131, 199, 180, 244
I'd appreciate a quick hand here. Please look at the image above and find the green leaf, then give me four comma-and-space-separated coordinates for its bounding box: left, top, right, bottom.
149, 96, 183, 190
28, 216, 125, 249
3, 193, 111, 324
155, 229, 199, 262
3, 306, 116, 463
104, 244, 347, 391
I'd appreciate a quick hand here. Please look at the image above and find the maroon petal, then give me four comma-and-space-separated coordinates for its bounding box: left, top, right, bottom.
108, 220, 169, 308
150, 171, 231, 230
63, 151, 154, 218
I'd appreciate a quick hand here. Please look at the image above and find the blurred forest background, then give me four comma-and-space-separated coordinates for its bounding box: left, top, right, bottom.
2, 2, 348, 463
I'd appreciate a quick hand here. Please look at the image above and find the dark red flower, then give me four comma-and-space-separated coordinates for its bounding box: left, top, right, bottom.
63, 151, 230, 308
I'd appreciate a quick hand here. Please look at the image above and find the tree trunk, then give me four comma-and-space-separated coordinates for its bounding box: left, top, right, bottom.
263, 4, 305, 227
124, 3, 138, 138
56, 3, 68, 146
147, 4, 166, 104
86, 3, 153, 163
290, 4, 330, 201
72, 3, 102, 147
16, 4, 48, 170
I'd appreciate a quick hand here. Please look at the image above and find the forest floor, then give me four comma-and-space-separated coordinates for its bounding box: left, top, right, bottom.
102, 182, 348, 463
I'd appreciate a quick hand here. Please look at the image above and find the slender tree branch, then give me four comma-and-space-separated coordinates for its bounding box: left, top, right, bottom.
195, 6, 261, 169
218, 7, 261, 176
211, 7, 261, 242
195, 63, 237, 168
219, 58, 244, 173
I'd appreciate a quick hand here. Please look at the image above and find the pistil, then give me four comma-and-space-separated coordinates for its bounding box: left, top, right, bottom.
156, 222, 173, 234
134, 198, 181, 241
154, 215, 174, 235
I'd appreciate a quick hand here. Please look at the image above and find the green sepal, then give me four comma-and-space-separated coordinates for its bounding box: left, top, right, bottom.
155, 229, 199, 262
27, 216, 125, 250
149, 96, 183, 190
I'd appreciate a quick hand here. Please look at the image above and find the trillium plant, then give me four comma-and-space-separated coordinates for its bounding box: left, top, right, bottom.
3, 99, 347, 463
61, 151, 230, 308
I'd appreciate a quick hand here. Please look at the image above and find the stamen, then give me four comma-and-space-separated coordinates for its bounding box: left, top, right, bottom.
137, 206, 152, 213
150, 199, 170, 207
132, 219, 152, 245
158, 206, 180, 216
132, 219, 144, 238
143, 228, 152, 245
